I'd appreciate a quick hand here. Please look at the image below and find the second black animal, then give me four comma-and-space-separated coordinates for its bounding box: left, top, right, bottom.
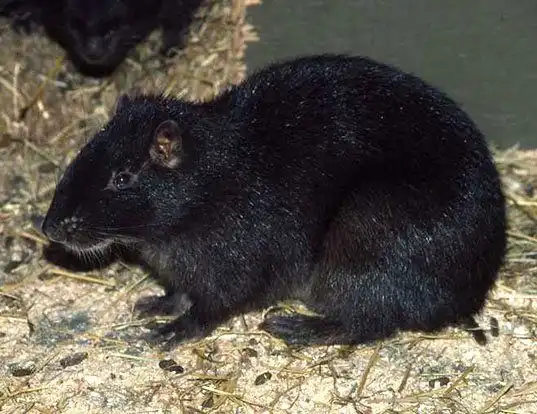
1, 0, 202, 77
41, 54, 507, 347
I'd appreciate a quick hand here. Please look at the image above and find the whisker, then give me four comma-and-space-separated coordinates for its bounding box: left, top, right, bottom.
65, 235, 114, 266
92, 223, 163, 231
90, 231, 147, 249
92, 230, 143, 241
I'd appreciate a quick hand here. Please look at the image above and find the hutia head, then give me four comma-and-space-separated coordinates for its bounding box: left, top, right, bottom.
42, 95, 191, 256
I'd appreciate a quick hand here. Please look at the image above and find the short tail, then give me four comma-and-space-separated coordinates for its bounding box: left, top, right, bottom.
460, 316, 488, 345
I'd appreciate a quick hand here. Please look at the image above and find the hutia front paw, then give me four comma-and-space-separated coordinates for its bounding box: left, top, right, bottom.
142, 316, 207, 350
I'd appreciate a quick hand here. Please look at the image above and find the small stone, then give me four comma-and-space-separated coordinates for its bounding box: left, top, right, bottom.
254, 371, 272, 385
439, 377, 449, 386
428, 376, 450, 389
59, 352, 88, 368
9, 360, 36, 377
242, 347, 258, 358
488, 383, 505, 393
158, 358, 184, 373
38, 163, 57, 174
201, 394, 214, 409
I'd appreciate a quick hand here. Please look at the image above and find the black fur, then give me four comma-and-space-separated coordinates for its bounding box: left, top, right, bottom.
1, 0, 202, 77
0, 0, 39, 33
42, 54, 507, 347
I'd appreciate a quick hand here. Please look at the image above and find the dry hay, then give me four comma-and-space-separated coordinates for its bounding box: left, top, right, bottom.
1, 1, 537, 412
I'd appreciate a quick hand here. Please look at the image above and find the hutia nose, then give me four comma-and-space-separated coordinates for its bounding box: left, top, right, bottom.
41, 217, 67, 244
84, 37, 107, 62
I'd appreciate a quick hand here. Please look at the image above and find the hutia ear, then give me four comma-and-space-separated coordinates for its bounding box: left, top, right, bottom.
149, 119, 184, 168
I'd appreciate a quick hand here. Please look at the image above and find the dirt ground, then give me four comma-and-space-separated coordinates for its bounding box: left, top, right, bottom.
1, 1, 536, 413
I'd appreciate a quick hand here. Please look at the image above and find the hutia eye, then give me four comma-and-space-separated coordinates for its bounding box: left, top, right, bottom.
113, 171, 135, 190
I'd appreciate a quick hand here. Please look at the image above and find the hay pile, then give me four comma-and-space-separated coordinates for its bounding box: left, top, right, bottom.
1, 1, 536, 412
